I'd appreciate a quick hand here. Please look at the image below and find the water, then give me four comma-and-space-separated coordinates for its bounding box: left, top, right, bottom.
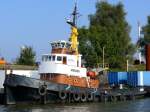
1, 98, 150, 112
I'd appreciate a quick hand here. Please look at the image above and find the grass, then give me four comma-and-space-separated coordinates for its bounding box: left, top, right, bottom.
109, 64, 146, 72
128, 64, 146, 71
0, 64, 38, 70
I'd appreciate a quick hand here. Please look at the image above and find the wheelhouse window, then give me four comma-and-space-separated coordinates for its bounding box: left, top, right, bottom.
42, 55, 51, 61
51, 43, 55, 49
48, 56, 51, 61
61, 42, 65, 48
54, 43, 56, 48
45, 55, 49, 61
52, 56, 55, 61
42, 55, 47, 61
58, 42, 61, 48
57, 56, 62, 61
66, 43, 71, 49
42, 56, 44, 61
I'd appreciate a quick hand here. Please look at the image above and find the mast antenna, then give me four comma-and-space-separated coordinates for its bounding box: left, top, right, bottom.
73, 1, 78, 27
67, 1, 79, 27
67, 1, 79, 55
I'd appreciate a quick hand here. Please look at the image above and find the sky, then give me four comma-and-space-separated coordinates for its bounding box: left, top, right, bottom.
0, 0, 150, 62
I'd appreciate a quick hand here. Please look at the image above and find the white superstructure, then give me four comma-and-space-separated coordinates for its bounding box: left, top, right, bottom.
39, 40, 87, 78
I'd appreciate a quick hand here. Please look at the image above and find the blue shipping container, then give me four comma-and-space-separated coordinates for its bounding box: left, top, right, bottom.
127, 71, 150, 87
127, 71, 138, 87
108, 72, 127, 85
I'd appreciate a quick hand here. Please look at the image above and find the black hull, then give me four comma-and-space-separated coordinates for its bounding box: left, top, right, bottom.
4, 75, 100, 104
0, 88, 4, 104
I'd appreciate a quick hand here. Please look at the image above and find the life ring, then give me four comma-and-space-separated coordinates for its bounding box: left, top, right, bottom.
87, 93, 93, 101
73, 93, 80, 102
38, 85, 47, 96
80, 93, 87, 102
59, 91, 67, 100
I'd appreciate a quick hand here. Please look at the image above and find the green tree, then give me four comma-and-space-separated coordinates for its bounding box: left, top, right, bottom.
78, 1, 135, 69
78, 27, 99, 67
16, 46, 36, 66
142, 16, 150, 43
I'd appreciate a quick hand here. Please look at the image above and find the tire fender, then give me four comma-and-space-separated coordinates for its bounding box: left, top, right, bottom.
73, 93, 80, 101
39, 85, 47, 96
59, 91, 67, 100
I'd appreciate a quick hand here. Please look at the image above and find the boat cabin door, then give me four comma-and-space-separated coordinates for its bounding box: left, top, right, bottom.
63, 56, 67, 64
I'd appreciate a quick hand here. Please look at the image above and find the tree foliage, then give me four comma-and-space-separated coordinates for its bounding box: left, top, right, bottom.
16, 46, 36, 66
78, 2, 135, 69
142, 16, 150, 43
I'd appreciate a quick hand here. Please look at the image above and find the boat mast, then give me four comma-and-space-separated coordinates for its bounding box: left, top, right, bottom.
72, 2, 78, 27
67, 3, 79, 55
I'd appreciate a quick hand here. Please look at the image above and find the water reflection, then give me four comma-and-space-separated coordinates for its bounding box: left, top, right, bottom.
1, 98, 150, 112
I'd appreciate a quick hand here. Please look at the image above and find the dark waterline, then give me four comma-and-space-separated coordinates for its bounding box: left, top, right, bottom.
1, 98, 150, 112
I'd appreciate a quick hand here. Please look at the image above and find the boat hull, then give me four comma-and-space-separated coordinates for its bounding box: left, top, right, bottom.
4, 74, 100, 104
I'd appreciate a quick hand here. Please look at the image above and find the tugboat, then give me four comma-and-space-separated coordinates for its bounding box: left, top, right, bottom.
4, 4, 101, 104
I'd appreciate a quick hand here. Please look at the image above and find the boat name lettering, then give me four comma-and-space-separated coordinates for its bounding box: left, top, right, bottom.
68, 59, 74, 62
71, 69, 80, 73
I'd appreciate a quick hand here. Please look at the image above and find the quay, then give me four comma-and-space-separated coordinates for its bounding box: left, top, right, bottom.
99, 88, 146, 103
